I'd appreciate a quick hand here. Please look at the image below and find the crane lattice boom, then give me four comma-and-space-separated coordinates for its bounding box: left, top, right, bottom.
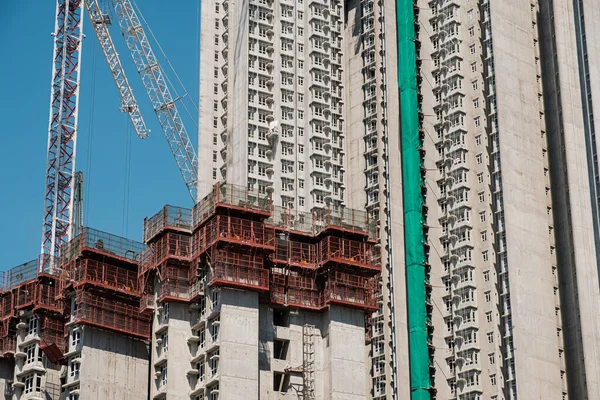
84, 0, 149, 139
41, 0, 84, 269
110, 0, 199, 201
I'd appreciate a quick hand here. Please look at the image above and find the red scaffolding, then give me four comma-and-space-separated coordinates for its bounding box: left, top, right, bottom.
73, 289, 150, 340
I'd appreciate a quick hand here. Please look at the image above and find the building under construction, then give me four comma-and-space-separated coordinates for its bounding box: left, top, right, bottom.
0, 183, 380, 399
9, 0, 600, 398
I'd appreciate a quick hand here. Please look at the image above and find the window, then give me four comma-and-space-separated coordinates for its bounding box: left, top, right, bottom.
478, 192, 485, 203
484, 270, 490, 282
469, 26, 475, 37
24, 374, 38, 394
482, 250, 489, 261
299, 197, 305, 207
475, 135, 481, 146
485, 291, 491, 302
490, 374, 497, 385
486, 311, 492, 323
158, 365, 167, 387
70, 359, 80, 379
481, 231, 487, 241
487, 332, 494, 343
467, 9, 474, 19
25, 344, 36, 365
476, 153, 483, 164
160, 333, 168, 354
472, 80, 478, 90
471, 62, 477, 72
208, 350, 219, 376
477, 173, 484, 183
210, 316, 220, 342
473, 98, 479, 108
71, 329, 81, 347
28, 317, 38, 336
489, 353, 495, 365
162, 303, 169, 324
470, 44, 476, 55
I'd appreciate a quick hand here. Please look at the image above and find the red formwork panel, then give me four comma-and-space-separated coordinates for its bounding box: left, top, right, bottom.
158, 265, 193, 303
14, 281, 36, 310
270, 284, 285, 305
64, 258, 140, 296
0, 336, 15, 357
273, 239, 318, 269
287, 288, 325, 310
34, 280, 63, 313
143, 205, 192, 243
314, 205, 377, 239
209, 249, 269, 291
146, 232, 192, 267
193, 215, 275, 256
41, 315, 66, 353
74, 290, 151, 340
0, 293, 13, 320
324, 270, 379, 311
318, 237, 381, 271
192, 182, 273, 228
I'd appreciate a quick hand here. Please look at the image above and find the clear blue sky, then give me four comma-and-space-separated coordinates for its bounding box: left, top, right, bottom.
0, 2, 201, 269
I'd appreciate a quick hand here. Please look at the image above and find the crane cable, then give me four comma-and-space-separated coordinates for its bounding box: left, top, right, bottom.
84, 33, 98, 227
122, 117, 132, 237
131, 0, 199, 130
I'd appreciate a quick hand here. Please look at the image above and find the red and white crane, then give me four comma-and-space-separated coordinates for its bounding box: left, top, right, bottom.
41, 0, 198, 268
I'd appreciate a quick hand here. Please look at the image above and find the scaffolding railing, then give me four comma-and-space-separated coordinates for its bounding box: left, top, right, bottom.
3, 257, 59, 291
267, 206, 316, 234
141, 232, 192, 274
210, 259, 269, 292
63, 258, 139, 295
314, 206, 377, 239
288, 288, 325, 310
34, 281, 63, 313
0, 294, 13, 320
60, 227, 146, 265
273, 239, 318, 268
324, 271, 378, 310
0, 336, 15, 356
193, 182, 272, 227
41, 316, 66, 352
14, 281, 36, 310
74, 290, 150, 339
143, 205, 193, 243
193, 215, 275, 255
266, 204, 377, 239
318, 237, 381, 270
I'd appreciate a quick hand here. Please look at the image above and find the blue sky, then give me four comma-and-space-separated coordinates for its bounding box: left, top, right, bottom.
0, 2, 201, 268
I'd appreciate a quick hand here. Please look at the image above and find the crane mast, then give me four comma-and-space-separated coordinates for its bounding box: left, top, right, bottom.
41, 0, 84, 270
41, 0, 199, 266
110, 0, 199, 201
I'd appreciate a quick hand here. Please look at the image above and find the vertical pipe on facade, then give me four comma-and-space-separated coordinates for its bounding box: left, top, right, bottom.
395, 0, 430, 399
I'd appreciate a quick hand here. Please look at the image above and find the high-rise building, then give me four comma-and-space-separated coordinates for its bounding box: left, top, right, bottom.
197, 0, 600, 399
0, 0, 598, 399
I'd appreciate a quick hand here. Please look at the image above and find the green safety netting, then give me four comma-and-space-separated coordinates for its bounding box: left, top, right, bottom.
396, 0, 431, 399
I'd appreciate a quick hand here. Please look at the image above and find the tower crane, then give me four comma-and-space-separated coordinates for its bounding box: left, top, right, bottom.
41, 0, 198, 269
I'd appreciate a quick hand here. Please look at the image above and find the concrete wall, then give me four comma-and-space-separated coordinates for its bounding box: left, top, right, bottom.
79, 327, 149, 400
539, 0, 600, 397
490, 0, 564, 397
327, 306, 367, 400
220, 289, 259, 399
258, 304, 368, 400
